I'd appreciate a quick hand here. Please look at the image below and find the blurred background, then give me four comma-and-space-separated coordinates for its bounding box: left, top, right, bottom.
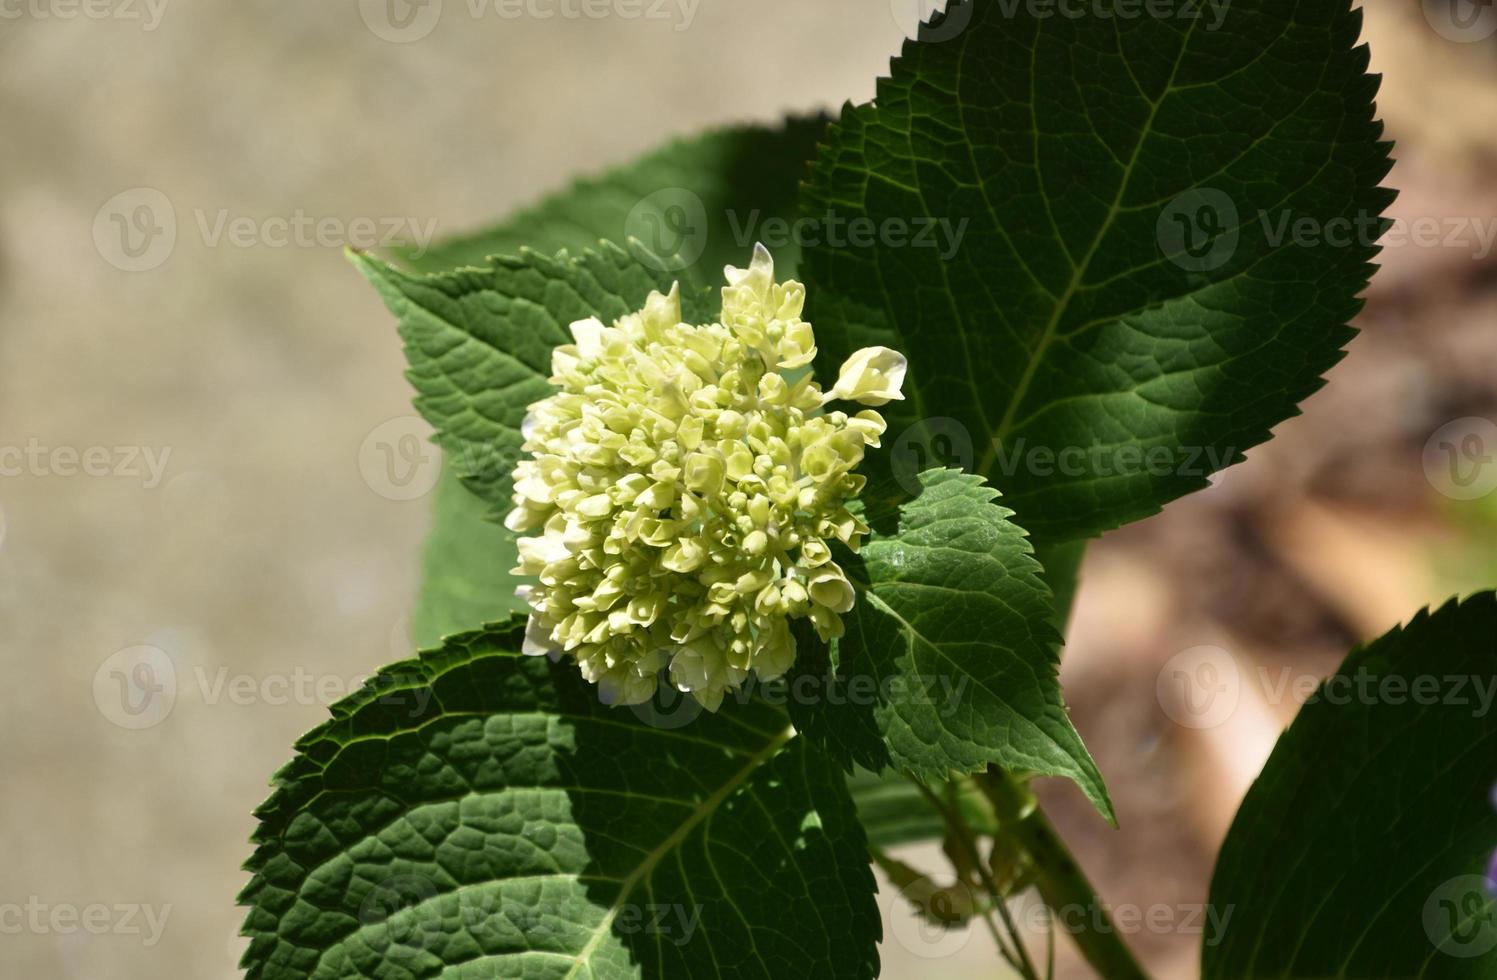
1, 1, 1495, 977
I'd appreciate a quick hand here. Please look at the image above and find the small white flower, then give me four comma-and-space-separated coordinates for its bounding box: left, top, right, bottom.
807, 563, 856, 614
827, 346, 908, 407
522, 613, 560, 659
568, 316, 608, 359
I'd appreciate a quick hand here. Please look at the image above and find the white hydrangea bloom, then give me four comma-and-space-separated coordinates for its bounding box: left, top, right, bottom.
507, 243, 905, 710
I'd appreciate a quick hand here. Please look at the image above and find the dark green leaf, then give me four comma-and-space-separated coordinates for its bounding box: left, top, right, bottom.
1204, 591, 1497, 978
405, 118, 826, 281
849, 768, 997, 849
802, 0, 1394, 542
794, 469, 1112, 821
409, 465, 520, 644
241, 620, 881, 979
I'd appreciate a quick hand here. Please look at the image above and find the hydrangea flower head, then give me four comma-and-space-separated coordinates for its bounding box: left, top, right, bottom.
507, 243, 906, 710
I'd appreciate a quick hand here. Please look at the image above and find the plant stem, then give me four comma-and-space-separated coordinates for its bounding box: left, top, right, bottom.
911, 779, 1037, 979
978, 767, 1149, 980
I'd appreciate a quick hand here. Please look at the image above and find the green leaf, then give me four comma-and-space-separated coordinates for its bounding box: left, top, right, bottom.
409, 464, 523, 645
793, 469, 1112, 821
240, 619, 881, 979
802, 0, 1393, 543
1204, 591, 1497, 979
1033, 538, 1087, 632
355, 243, 714, 520
404, 117, 827, 281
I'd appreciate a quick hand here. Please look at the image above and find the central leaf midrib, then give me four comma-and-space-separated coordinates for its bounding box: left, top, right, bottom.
977, 17, 1202, 478
561, 723, 796, 977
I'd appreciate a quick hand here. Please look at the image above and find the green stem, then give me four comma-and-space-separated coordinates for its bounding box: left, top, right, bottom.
979, 768, 1149, 980
912, 780, 1037, 979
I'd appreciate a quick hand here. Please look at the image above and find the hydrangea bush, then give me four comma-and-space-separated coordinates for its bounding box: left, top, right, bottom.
240, 4, 1497, 979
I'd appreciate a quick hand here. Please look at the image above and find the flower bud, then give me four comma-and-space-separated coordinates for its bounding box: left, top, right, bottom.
827, 346, 908, 406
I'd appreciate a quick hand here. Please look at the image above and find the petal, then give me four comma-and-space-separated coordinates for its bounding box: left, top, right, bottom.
521, 614, 559, 658
568, 317, 608, 359
808, 562, 856, 613
724, 241, 774, 291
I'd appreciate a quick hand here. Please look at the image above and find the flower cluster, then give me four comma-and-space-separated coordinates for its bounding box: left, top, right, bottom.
507, 244, 906, 709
